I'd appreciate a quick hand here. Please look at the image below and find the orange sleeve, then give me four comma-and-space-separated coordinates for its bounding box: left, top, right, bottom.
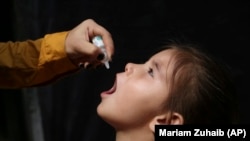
0, 31, 79, 89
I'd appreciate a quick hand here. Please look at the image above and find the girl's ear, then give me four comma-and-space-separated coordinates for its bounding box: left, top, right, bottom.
149, 112, 184, 132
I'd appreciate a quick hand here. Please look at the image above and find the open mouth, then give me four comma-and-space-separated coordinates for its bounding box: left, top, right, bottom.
102, 77, 117, 95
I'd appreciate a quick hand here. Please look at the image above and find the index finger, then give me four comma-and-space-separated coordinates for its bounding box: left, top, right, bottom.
101, 32, 114, 60
92, 27, 115, 61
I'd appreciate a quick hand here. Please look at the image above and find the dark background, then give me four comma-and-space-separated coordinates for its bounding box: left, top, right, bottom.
0, 0, 249, 141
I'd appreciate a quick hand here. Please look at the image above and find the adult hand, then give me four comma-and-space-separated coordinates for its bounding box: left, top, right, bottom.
65, 19, 114, 69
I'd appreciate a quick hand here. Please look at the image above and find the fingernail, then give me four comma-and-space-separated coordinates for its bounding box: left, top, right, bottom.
97, 53, 105, 61
78, 62, 84, 68
86, 64, 93, 69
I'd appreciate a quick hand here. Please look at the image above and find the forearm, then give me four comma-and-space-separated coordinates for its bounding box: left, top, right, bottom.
0, 32, 78, 89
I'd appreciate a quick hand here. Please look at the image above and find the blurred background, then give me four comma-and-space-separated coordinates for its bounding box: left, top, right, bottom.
0, 0, 249, 141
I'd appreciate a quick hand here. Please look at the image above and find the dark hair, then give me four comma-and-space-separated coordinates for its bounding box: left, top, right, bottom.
160, 42, 239, 124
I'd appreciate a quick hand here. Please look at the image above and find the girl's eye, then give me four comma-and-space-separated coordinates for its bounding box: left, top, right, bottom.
148, 68, 154, 77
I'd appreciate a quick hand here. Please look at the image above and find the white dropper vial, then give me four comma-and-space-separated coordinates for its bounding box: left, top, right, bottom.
92, 36, 110, 69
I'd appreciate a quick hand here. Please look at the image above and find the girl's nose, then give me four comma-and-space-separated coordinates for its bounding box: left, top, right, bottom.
125, 63, 134, 75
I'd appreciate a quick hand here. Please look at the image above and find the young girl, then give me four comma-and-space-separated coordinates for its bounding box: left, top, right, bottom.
97, 42, 239, 141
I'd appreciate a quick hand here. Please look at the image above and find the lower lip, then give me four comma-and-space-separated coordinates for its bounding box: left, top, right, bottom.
100, 84, 116, 98
100, 75, 117, 98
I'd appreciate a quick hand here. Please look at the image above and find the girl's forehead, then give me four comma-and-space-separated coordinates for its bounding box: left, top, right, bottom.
150, 49, 176, 60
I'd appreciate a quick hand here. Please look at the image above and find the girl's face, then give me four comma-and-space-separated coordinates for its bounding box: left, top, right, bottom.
97, 49, 175, 130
